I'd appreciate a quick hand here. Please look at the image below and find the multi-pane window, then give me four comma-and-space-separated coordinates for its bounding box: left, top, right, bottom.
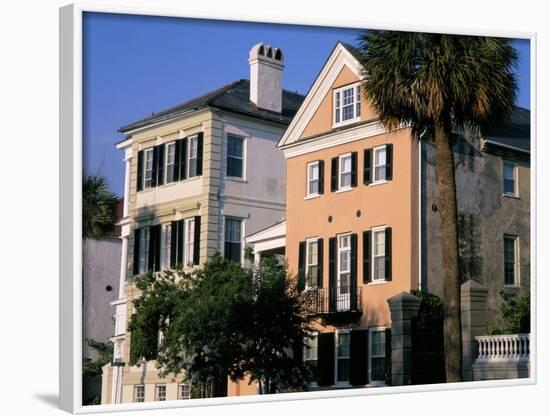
339, 154, 352, 189
144, 148, 154, 189
178, 384, 191, 400
188, 135, 198, 178
373, 229, 386, 281
227, 134, 244, 178
138, 227, 150, 274
155, 385, 166, 401
504, 235, 519, 286
161, 223, 171, 270
304, 333, 318, 383
165, 142, 176, 183
134, 385, 145, 403
334, 84, 361, 125
503, 160, 517, 195
184, 218, 195, 267
305, 239, 319, 289
224, 218, 242, 263
337, 234, 351, 311
307, 161, 320, 196
336, 332, 351, 383
374, 146, 387, 182
370, 329, 386, 383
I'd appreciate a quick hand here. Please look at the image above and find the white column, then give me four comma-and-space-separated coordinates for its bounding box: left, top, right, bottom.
118, 236, 128, 299
123, 154, 131, 218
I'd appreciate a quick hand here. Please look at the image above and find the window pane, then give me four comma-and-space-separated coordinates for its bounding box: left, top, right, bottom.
162, 224, 171, 269
342, 105, 354, 121
374, 231, 385, 256
337, 359, 350, 382
371, 357, 385, 381
228, 135, 243, 157
189, 137, 198, 158
227, 157, 243, 177
343, 88, 354, 105
309, 179, 319, 195
166, 143, 175, 182
185, 219, 194, 266
374, 148, 387, 181
338, 333, 350, 356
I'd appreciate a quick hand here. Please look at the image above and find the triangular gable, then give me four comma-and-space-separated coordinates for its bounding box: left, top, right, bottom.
278, 42, 370, 148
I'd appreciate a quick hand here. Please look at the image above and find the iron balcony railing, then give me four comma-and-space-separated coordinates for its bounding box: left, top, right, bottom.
305, 286, 362, 316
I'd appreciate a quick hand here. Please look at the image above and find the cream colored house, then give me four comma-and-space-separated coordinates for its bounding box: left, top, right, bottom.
101, 43, 303, 404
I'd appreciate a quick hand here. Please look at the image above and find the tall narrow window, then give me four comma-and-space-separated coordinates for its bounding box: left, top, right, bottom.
373, 229, 386, 281
188, 135, 198, 178
504, 235, 519, 286
155, 385, 166, 401
138, 227, 150, 274
165, 142, 176, 183
134, 385, 145, 403
503, 160, 517, 196
334, 84, 361, 126
374, 146, 387, 182
336, 332, 351, 384
184, 218, 195, 267
339, 154, 352, 190
304, 333, 318, 385
307, 161, 320, 196
337, 234, 351, 311
224, 218, 242, 263
227, 134, 244, 178
144, 148, 154, 189
369, 328, 386, 383
178, 384, 191, 400
161, 223, 171, 270
305, 239, 319, 289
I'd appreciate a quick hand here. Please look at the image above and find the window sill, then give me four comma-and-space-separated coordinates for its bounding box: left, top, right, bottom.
304, 194, 321, 200
503, 193, 520, 199
227, 176, 247, 183
331, 383, 352, 388
332, 118, 361, 129
369, 180, 388, 187
367, 280, 389, 286
335, 187, 353, 194
503, 283, 521, 289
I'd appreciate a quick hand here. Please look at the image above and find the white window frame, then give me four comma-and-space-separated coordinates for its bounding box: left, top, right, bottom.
138, 227, 150, 274
333, 83, 361, 127
306, 161, 320, 197
503, 160, 518, 197
338, 153, 353, 191
371, 226, 387, 283
334, 329, 351, 386
178, 383, 191, 400
305, 237, 319, 290
154, 384, 166, 402
226, 134, 246, 180
165, 141, 176, 183
188, 134, 199, 178
303, 332, 319, 387
133, 385, 145, 403
337, 234, 352, 311
223, 217, 243, 264
184, 218, 195, 267
373, 145, 388, 184
161, 223, 171, 270
368, 326, 387, 385
504, 234, 520, 287
143, 148, 154, 189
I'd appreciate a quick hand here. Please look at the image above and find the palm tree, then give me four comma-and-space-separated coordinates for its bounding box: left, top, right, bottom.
82, 174, 119, 239
357, 31, 517, 382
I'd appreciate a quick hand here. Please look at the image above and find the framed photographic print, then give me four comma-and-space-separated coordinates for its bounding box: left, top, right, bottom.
59, 2, 535, 414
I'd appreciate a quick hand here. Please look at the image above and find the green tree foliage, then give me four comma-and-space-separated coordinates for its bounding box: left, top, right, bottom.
358, 31, 517, 382
82, 339, 114, 379
82, 174, 118, 239
128, 253, 314, 396
488, 288, 530, 335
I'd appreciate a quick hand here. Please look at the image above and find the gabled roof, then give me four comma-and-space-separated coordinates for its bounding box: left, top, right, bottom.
119, 79, 304, 133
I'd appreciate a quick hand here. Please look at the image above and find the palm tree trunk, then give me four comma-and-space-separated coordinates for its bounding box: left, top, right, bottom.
434, 123, 463, 382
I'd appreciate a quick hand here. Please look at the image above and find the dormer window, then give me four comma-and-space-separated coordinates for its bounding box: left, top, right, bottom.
334, 83, 361, 127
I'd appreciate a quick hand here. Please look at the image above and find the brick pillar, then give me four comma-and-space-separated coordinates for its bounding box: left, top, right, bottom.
461, 280, 489, 381
387, 292, 421, 386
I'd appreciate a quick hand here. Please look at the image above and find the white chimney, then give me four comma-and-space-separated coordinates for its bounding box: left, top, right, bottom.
249, 43, 284, 113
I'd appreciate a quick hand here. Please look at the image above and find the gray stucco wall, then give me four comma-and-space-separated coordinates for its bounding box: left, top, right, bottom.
82, 237, 122, 359
421, 130, 530, 328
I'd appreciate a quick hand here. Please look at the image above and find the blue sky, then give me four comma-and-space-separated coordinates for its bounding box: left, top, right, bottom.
83, 12, 531, 196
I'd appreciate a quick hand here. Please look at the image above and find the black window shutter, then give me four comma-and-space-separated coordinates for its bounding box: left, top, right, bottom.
298, 241, 306, 291
385, 227, 392, 281
328, 237, 337, 311
318, 160, 325, 194
196, 132, 204, 176
193, 215, 201, 265
350, 330, 368, 385
170, 221, 178, 268
151, 147, 159, 187
154, 224, 161, 271
147, 225, 161, 272
350, 233, 358, 310
351, 151, 358, 187
177, 220, 184, 265
363, 231, 372, 283
385, 144, 393, 181
180, 138, 188, 181
363, 148, 372, 185
330, 157, 338, 192
133, 228, 141, 275
317, 238, 324, 288
173, 140, 180, 182
385, 328, 392, 385
317, 332, 335, 386
137, 151, 144, 192
157, 144, 165, 186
